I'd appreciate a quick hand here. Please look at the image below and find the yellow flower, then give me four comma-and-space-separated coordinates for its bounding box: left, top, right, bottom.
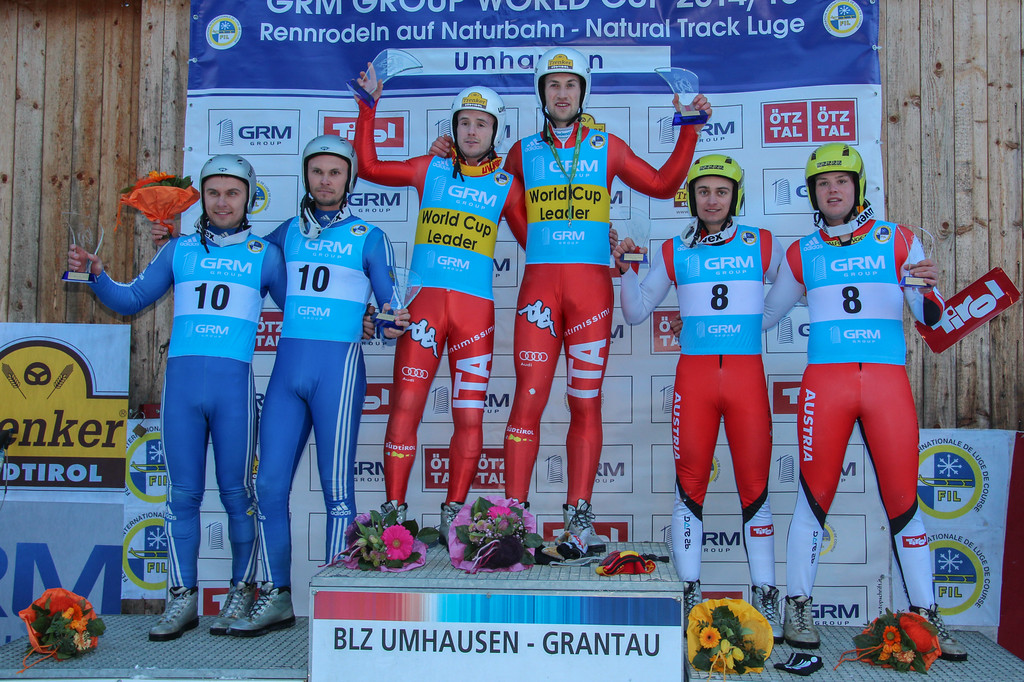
699, 626, 721, 649
62, 607, 75, 620
719, 638, 732, 654
732, 647, 745, 661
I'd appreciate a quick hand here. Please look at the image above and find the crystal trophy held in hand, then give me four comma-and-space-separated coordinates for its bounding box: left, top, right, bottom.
655, 67, 709, 126
62, 214, 104, 283
376, 267, 423, 324
348, 49, 423, 107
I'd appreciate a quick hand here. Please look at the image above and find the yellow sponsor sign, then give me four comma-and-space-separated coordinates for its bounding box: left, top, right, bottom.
415, 207, 498, 256
526, 184, 610, 224
0, 339, 126, 488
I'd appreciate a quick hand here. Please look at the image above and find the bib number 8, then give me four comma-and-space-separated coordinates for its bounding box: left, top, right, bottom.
842, 286, 862, 314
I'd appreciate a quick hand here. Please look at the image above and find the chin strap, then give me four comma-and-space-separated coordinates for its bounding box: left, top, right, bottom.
815, 202, 874, 238
680, 218, 735, 248
299, 197, 348, 239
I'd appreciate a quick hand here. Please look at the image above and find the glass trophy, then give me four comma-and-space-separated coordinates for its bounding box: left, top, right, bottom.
62, 214, 104, 283
898, 225, 936, 289
654, 67, 708, 126
347, 49, 423, 107
376, 267, 423, 323
618, 208, 651, 262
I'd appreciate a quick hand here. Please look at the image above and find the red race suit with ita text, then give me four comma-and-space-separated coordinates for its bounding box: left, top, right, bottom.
502, 119, 698, 504
620, 221, 782, 586
356, 98, 527, 506
762, 215, 944, 607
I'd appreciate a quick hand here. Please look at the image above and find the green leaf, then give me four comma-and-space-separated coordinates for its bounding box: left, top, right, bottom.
416, 527, 439, 545
520, 551, 535, 565
455, 525, 472, 545
87, 618, 106, 636
385, 559, 403, 569
407, 552, 421, 563
402, 520, 421, 536
523, 533, 543, 548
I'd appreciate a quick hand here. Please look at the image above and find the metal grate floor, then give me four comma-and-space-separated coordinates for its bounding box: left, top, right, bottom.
1, 540, 1020, 680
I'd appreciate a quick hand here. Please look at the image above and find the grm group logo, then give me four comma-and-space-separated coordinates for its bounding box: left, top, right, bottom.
206, 15, 242, 50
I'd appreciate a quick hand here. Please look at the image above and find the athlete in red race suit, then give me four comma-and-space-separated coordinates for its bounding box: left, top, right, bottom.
763, 143, 965, 660
616, 154, 784, 638
431, 47, 710, 558
355, 67, 527, 541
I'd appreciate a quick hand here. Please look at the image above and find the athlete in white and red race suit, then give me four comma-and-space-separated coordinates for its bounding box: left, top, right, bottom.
615, 154, 784, 638
763, 142, 966, 661
435, 47, 710, 559
354, 65, 527, 542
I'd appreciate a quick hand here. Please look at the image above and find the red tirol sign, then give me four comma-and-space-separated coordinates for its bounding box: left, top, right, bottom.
915, 268, 1020, 353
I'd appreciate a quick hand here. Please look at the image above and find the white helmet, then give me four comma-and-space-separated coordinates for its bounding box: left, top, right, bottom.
200, 154, 258, 212
302, 134, 357, 195
450, 86, 506, 153
534, 47, 591, 115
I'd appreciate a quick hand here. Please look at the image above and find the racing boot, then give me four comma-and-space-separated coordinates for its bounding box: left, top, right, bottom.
783, 595, 820, 649
683, 580, 702, 623
911, 603, 968, 661
149, 586, 199, 641
550, 499, 607, 560
438, 501, 464, 548
226, 583, 295, 637
380, 500, 407, 524
752, 584, 784, 643
209, 581, 256, 636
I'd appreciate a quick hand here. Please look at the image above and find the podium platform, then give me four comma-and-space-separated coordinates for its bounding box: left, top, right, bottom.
1, 541, 1021, 681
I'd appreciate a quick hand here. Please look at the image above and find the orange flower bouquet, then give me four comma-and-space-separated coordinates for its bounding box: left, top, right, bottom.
687, 598, 773, 675
836, 609, 940, 673
18, 588, 106, 670
116, 171, 199, 233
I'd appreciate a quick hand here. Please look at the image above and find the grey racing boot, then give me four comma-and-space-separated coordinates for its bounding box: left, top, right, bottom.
149, 586, 199, 641
226, 583, 296, 637
783, 595, 820, 649
752, 584, 784, 643
911, 603, 968, 661
438, 501, 464, 548
209, 581, 256, 636
381, 500, 407, 524
552, 499, 608, 559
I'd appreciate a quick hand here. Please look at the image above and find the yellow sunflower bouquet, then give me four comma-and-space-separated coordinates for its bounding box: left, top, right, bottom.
687, 598, 773, 675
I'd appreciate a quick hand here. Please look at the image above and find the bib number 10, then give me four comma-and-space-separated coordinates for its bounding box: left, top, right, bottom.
195, 282, 230, 310
298, 264, 330, 292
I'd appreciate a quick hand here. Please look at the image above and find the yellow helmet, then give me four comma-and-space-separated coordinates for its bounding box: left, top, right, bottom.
685, 154, 744, 217
805, 143, 866, 210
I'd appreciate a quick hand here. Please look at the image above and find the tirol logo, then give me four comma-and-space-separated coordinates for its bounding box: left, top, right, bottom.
324, 116, 406, 148
122, 512, 169, 592
0, 340, 127, 489
125, 424, 167, 504
917, 438, 988, 519
823, 1, 864, 38
206, 15, 242, 50
424, 447, 504, 491
929, 535, 990, 615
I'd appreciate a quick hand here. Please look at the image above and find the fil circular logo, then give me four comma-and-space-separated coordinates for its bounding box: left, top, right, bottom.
123, 516, 169, 591
206, 15, 242, 50
931, 539, 985, 615
917, 442, 985, 519
823, 1, 863, 38
125, 431, 167, 504
251, 181, 270, 215
821, 522, 838, 556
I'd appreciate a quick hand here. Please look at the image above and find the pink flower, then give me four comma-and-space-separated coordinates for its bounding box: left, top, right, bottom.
382, 525, 414, 561
488, 505, 513, 519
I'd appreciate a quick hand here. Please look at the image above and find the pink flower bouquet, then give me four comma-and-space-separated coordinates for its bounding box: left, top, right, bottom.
332, 509, 437, 572
448, 496, 543, 573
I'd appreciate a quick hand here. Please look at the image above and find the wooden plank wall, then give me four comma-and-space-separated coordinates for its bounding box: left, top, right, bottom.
1, 1, 1021, 429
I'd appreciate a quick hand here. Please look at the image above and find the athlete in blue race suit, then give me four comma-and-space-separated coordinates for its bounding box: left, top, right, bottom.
227, 135, 408, 637
68, 155, 285, 641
